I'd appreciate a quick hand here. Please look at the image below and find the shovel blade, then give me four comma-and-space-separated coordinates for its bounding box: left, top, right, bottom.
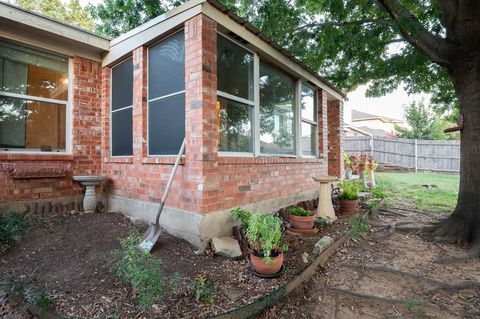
138, 224, 162, 253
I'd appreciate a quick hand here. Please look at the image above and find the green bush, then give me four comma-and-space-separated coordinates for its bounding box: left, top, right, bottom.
188, 274, 217, 304
231, 208, 251, 230
337, 180, 362, 200
350, 216, 370, 240
0, 210, 29, 248
287, 207, 313, 217
371, 185, 386, 199
115, 230, 179, 310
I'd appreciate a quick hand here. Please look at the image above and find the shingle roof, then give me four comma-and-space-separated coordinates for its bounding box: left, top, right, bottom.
351, 110, 402, 123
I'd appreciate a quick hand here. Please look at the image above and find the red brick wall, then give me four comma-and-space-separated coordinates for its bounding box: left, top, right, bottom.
327, 99, 344, 177
0, 57, 102, 205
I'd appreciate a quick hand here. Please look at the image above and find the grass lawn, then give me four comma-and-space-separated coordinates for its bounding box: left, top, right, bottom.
376, 172, 459, 214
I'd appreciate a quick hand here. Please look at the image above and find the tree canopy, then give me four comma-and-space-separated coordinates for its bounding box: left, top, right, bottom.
14, 0, 94, 30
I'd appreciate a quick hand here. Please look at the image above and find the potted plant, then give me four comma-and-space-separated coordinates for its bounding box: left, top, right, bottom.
337, 180, 362, 214
367, 156, 378, 188
287, 207, 315, 230
357, 153, 368, 187
232, 210, 288, 276
343, 153, 352, 179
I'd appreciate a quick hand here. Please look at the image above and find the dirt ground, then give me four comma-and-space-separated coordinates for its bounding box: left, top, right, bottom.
260, 200, 480, 319
0, 208, 349, 318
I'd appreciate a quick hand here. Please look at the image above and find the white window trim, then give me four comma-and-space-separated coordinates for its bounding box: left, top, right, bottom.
110, 57, 134, 158
0, 57, 72, 154
299, 82, 318, 158
146, 29, 186, 157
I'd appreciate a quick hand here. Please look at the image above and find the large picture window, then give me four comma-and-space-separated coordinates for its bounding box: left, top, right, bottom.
217, 35, 254, 153
259, 62, 295, 155
111, 57, 133, 156
300, 84, 317, 156
148, 31, 185, 155
0, 41, 68, 151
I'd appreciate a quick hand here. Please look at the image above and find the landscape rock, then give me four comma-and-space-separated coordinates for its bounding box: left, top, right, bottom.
313, 236, 333, 254
211, 237, 242, 258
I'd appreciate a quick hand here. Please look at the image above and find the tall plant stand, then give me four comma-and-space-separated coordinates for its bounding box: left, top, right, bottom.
313, 176, 340, 222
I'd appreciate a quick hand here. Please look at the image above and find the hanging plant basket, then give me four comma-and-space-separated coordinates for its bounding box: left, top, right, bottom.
1, 162, 72, 179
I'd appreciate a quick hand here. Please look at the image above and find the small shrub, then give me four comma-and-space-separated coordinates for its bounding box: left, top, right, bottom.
337, 180, 362, 200
404, 300, 425, 315
115, 230, 179, 310
0, 210, 29, 248
231, 208, 251, 230
34, 291, 53, 311
350, 216, 370, 240
371, 185, 386, 199
287, 207, 313, 217
189, 274, 217, 304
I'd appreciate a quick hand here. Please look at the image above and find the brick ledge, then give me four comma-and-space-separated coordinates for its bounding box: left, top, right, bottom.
0, 153, 74, 161
218, 156, 325, 165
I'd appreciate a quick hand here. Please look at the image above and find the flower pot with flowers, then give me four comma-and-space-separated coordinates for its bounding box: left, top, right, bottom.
356, 153, 368, 188
337, 180, 362, 214
367, 156, 378, 188
343, 153, 352, 179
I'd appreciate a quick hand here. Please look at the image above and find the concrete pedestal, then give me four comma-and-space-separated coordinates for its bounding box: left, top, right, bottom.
73, 176, 108, 212
313, 176, 339, 222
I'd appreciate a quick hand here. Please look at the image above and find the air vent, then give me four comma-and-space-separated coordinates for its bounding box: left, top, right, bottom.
227, 31, 249, 45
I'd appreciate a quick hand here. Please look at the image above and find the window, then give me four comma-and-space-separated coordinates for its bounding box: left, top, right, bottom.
148, 31, 185, 155
259, 62, 295, 155
111, 58, 133, 156
300, 84, 317, 156
0, 41, 68, 151
217, 35, 254, 153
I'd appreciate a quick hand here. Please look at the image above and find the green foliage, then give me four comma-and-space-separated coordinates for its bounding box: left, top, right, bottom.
34, 291, 53, 311
395, 101, 459, 140
14, 0, 94, 30
0, 210, 29, 248
243, 212, 287, 264
89, 0, 182, 38
115, 230, 179, 310
231, 208, 251, 230
404, 300, 425, 316
350, 216, 370, 240
287, 207, 313, 217
188, 274, 217, 304
371, 185, 386, 199
337, 180, 362, 200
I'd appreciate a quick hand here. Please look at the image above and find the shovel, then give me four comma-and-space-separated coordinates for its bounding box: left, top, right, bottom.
138, 138, 186, 253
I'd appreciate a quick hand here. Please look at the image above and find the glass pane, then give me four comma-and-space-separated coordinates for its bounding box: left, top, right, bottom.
259, 62, 295, 155
0, 96, 66, 150
1, 42, 68, 100
301, 122, 316, 156
148, 93, 185, 155
217, 35, 254, 101
112, 108, 133, 156
218, 97, 252, 152
301, 84, 316, 122
112, 58, 133, 110
148, 32, 185, 99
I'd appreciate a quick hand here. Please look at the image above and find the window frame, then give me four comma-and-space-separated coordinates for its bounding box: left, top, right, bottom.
146, 29, 186, 157
216, 33, 319, 159
0, 43, 72, 154
110, 56, 134, 157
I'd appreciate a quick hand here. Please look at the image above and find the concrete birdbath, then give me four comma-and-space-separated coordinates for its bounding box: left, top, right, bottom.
312, 176, 339, 222
73, 175, 108, 212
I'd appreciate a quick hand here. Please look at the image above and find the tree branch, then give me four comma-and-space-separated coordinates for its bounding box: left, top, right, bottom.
291, 18, 386, 33
374, 0, 452, 67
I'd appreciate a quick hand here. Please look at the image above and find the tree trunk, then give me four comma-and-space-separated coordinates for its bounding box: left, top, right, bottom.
433, 57, 480, 253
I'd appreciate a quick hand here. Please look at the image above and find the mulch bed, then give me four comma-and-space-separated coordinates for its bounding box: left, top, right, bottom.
0, 208, 351, 319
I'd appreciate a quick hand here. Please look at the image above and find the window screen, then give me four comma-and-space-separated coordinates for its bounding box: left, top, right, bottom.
111, 58, 133, 156
148, 31, 185, 155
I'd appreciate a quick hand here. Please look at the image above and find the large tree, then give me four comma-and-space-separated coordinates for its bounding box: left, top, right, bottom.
91, 0, 480, 256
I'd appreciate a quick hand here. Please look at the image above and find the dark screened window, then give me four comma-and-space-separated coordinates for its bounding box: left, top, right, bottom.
111, 58, 133, 156
148, 31, 185, 155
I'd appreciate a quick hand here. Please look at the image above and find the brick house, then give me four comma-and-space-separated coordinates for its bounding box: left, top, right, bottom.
0, 0, 345, 249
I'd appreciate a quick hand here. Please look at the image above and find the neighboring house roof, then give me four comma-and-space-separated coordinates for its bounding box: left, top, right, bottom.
355, 126, 392, 137
0, 0, 345, 100
344, 125, 372, 136
351, 110, 402, 123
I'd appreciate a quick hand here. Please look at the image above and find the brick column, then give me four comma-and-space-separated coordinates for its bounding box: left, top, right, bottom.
132, 47, 148, 162
318, 89, 328, 160
327, 99, 344, 178
184, 14, 221, 213
100, 66, 111, 165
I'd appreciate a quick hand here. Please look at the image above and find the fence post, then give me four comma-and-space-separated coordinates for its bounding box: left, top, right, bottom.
414, 139, 418, 172
369, 136, 374, 158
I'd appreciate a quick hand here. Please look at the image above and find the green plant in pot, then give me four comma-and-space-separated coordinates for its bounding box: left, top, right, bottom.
233, 210, 288, 276
337, 180, 362, 214
287, 207, 315, 230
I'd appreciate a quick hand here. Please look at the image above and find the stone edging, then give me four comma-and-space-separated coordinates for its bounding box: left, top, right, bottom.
209, 230, 352, 319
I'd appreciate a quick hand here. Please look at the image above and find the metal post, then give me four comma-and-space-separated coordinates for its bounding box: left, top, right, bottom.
414, 139, 418, 172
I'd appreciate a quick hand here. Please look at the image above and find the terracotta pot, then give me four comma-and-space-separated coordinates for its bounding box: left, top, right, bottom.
358, 163, 366, 171
338, 199, 358, 214
290, 214, 315, 230
250, 251, 284, 275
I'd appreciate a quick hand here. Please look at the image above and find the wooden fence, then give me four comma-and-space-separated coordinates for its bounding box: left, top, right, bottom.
344, 136, 460, 173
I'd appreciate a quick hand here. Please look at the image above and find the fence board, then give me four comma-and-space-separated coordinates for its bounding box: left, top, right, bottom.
344, 136, 460, 173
